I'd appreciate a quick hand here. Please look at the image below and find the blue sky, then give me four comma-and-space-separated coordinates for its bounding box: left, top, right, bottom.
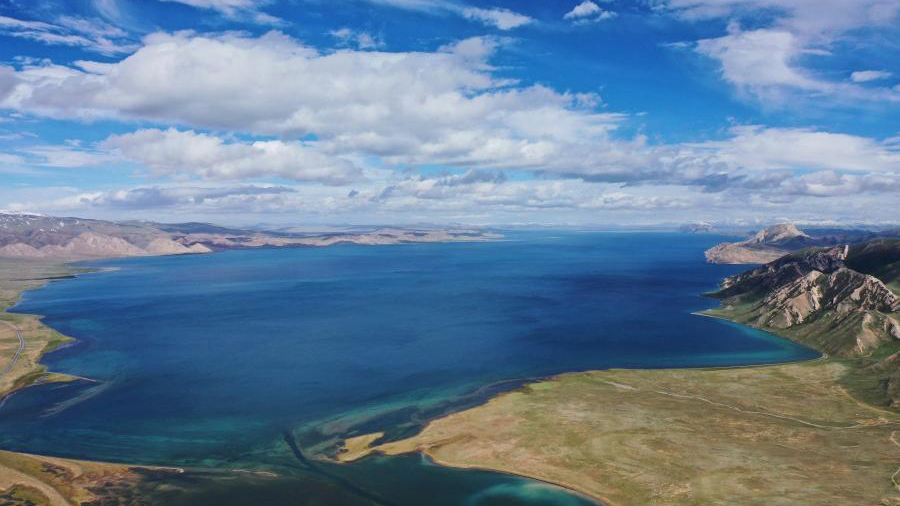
0, 0, 897, 226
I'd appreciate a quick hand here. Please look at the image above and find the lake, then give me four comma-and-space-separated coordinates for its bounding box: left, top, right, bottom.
0, 231, 818, 505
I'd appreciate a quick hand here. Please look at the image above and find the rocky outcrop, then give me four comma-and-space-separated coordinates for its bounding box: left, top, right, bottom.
745, 223, 811, 247
143, 237, 212, 255
39, 232, 148, 259
712, 244, 898, 355
716, 246, 849, 296
703, 223, 899, 265
0, 243, 48, 259
708, 239, 900, 407
704, 223, 816, 264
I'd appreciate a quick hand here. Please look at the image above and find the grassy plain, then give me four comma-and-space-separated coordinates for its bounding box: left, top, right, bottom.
340, 360, 900, 505
0, 259, 87, 398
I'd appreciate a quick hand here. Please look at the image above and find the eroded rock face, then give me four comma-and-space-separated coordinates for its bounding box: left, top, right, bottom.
703, 244, 786, 264
710, 239, 900, 406
143, 237, 212, 255
40, 232, 148, 258
755, 267, 898, 354
703, 222, 898, 265
704, 223, 817, 264
0, 243, 48, 258
717, 246, 849, 296
712, 244, 899, 357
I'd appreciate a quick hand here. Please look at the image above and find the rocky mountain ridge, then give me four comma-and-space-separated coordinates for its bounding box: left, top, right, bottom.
704, 222, 899, 264
0, 213, 498, 260
706, 239, 900, 407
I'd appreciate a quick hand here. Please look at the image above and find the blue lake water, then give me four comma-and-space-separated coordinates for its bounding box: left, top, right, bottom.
0, 231, 818, 505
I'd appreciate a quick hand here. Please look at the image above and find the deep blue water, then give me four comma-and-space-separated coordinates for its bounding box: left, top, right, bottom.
0, 231, 818, 505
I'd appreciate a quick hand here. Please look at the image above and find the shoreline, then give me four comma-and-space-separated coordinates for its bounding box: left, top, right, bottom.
334, 307, 899, 505
2, 250, 896, 505
0, 259, 99, 401
339, 357, 899, 505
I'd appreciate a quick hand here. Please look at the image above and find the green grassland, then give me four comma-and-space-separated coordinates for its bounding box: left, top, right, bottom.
342, 360, 900, 506
0, 260, 90, 398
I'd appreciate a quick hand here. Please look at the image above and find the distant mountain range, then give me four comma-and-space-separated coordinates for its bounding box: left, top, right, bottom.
0, 213, 499, 260
704, 223, 900, 264
706, 238, 900, 408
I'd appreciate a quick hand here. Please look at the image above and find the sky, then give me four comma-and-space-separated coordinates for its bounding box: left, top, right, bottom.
0, 0, 897, 227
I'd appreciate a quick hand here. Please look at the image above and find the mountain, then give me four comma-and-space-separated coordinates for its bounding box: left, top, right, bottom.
705, 239, 900, 408
0, 213, 498, 260
679, 222, 715, 234
704, 222, 898, 264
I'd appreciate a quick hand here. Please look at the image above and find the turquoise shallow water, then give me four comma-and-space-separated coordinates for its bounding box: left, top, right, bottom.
0, 231, 818, 505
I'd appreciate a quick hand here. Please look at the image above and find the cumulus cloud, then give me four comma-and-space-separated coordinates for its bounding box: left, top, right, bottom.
0, 31, 621, 173
101, 128, 363, 184
696, 26, 822, 93
565, 1, 601, 18
0, 29, 897, 216
0, 14, 137, 55
683, 126, 900, 173
777, 171, 900, 198
564, 1, 616, 23
6, 167, 897, 224
339, 169, 697, 214
663, 0, 900, 105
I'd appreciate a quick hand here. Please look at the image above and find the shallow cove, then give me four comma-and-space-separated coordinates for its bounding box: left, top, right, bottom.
0, 231, 818, 505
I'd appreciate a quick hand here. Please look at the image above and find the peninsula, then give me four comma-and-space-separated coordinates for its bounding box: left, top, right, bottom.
337, 238, 900, 505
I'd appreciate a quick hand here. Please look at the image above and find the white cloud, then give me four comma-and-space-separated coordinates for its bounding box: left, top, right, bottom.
155, 0, 283, 25
665, 0, 900, 37
684, 126, 900, 173
370, 171, 692, 210
850, 70, 892, 83
564, 1, 616, 23
0, 15, 136, 55
357, 0, 533, 30
0, 32, 622, 174
101, 128, 363, 185
693, 24, 899, 104
1, 29, 897, 219
4, 184, 299, 215
662, 0, 900, 105
20, 144, 117, 168
0, 66, 16, 102
0, 153, 26, 165
695, 25, 826, 96
72, 185, 297, 210
565, 1, 601, 19
460, 7, 533, 30
330, 28, 383, 49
